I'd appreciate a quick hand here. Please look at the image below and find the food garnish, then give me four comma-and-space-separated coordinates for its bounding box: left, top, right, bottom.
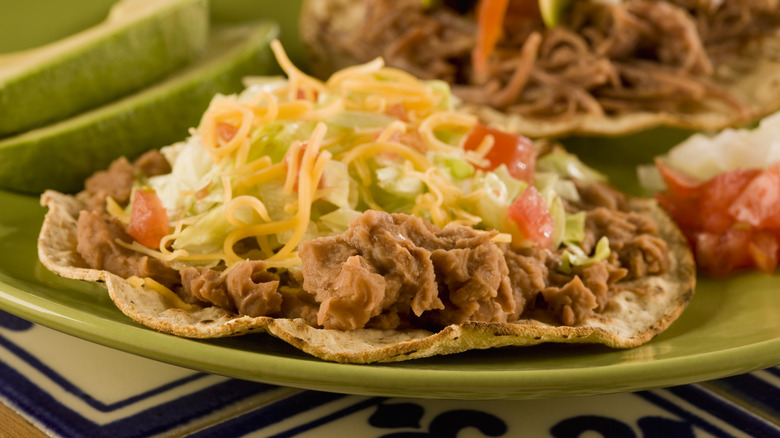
38, 41, 695, 363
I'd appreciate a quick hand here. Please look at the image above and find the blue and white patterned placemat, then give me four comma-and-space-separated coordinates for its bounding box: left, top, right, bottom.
0, 309, 777, 437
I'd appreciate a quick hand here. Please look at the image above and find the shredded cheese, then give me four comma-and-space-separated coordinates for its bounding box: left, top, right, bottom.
124, 38, 518, 278
105, 196, 130, 224
226, 195, 273, 225
269, 123, 330, 262
143, 277, 192, 310
419, 112, 478, 153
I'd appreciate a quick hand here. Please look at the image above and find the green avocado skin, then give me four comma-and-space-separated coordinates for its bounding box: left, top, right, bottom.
0, 0, 210, 137
0, 22, 281, 195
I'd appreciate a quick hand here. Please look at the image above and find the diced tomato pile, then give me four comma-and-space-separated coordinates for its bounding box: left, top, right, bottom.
463, 123, 536, 183
464, 124, 553, 248
655, 159, 780, 276
128, 189, 170, 249
507, 185, 555, 249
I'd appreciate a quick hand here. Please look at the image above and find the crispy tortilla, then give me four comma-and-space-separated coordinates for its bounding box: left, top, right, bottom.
38, 190, 695, 364
299, 0, 780, 138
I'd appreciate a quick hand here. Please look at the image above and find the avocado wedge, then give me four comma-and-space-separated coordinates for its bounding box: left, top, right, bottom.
0, 21, 280, 194
0, 0, 209, 137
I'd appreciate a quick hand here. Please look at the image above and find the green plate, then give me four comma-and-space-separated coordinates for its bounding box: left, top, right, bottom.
2, 186, 780, 399
2, 0, 780, 401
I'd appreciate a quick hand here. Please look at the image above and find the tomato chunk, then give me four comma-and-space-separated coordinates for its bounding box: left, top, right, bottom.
655, 160, 780, 276
507, 186, 554, 248
654, 158, 701, 199
699, 168, 760, 234
463, 123, 536, 183
729, 163, 780, 229
128, 189, 169, 249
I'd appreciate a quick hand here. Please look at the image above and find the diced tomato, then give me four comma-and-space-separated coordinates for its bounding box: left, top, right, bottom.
463, 123, 536, 183
698, 168, 760, 234
729, 163, 780, 229
655, 190, 699, 235
215, 121, 239, 142
655, 159, 780, 276
128, 189, 169, 249
385, 103, 409, 122
296, 88, 318, 101
654, 158, 701, 199
507, 185, 554, 248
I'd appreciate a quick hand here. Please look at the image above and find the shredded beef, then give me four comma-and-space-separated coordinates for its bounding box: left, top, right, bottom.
76, 210, 178, 287
180, 260, 282, 317
324, 0, 780, 120
298, 210, 514, 330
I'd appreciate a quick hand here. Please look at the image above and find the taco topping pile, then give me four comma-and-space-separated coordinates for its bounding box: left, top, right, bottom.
642, 112, 780, 276
302, 0, 780, 136
38, 41, 695, 362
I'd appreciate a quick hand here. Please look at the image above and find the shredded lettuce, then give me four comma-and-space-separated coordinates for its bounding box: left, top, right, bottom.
474, 168, 528, 231
319, 207, 362, 234
558, 236, 611, 274
149, 138, 222, 220
319, 161, 357, 209
434, 153, 474, 179
326, 110, 396, 130
636, 164, 666, 193
374, 160, 425, 202
426, 80, 455, 110
172, 206, 235, 256
536, 150, 606, 183
492, 165, 526, 200
247, 121, 315, 164
534, 168, 579, 203
548, 196, 567, 249
252, 178, 297, 222
563, 211, 586, 244
275, 221, 321, 246
546, 188, 588, 249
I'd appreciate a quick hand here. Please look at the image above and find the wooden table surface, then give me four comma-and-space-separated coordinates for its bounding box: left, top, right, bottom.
0, 401, 47, 438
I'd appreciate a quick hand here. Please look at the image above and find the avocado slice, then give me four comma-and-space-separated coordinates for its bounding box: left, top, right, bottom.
0, 0, 209, 137
0, 21, 280, 194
